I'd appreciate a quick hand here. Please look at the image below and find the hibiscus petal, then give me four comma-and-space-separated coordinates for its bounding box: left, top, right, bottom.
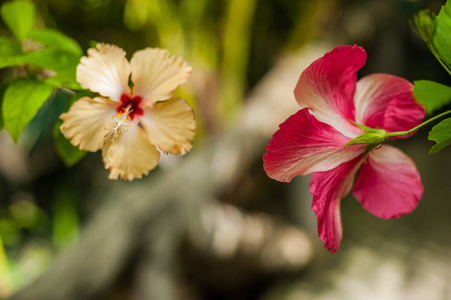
139, 97, 196, 155
310, 157, 362, 253
294, 45, 366, 138
60, 97, 117, 152
77, 43, 131, 101
263, 108, 365, 183
102, 123, 161, 180
353, 145, 423, 219
354, 74, 425, 134
130, 48, 192, 106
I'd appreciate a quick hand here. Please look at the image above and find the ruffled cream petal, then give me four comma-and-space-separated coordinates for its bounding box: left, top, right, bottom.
60, 97, 117, 152
139, 97, 196, 155
130, 48, 191, 106
77, 43, 131, 101
102, 122, 161, 180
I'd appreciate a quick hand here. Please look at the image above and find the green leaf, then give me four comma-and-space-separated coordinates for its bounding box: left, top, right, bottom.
413, 80, 451, 114
0, 37, 27, 68
2, 77, 54, 143
0, 37, 21, 55
25, 48, 81, 88
428, 117, 451, 153
433, 1, 451, 65
1, 0, 36, 42
52, 120, 86, 167
27, 29, 83, 56
44, 73, 82, 90
412, 9, 436, 43
25, 48, 80, 72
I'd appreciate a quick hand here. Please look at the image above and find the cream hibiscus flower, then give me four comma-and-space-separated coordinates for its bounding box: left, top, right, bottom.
60, 43, 196, 180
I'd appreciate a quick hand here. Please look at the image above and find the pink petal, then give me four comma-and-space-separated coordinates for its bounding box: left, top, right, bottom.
353, 145, 423, 219
263, 108, 365, 183
294, 45, 366, 138
310, 156, 362, 253
354, 74, 425, 135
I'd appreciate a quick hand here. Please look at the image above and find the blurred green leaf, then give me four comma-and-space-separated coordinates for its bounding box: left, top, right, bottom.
124, 0, 149, 31
2, 77, 54, 143
1, 0, 36, 42
0, 219, 20, 246
0, 37, 21, 55
9, 201, 47, 231
52, 179, 80, 248
25, 48, 81, 88
53, 120, 87, 167
44, 73, 82, 90
25, 48, 80, 73
413, 80, 451, 114
428, 117, 451, 153
412, 9, 436, 43
27, 29, 83, 56
433, 1, 451, 65
0, 37, 28, 68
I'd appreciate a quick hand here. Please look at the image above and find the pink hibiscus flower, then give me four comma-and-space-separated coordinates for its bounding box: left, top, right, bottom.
263, 45, 425, 252
60, 44, 196, 180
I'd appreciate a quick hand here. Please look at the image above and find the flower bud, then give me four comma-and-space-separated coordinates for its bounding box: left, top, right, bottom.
413, 9, 436, 42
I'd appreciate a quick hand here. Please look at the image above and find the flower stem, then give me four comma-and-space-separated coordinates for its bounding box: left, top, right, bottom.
385, 110, 451, 138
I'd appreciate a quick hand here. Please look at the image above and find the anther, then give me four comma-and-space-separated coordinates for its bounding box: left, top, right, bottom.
104, 108, 133, 142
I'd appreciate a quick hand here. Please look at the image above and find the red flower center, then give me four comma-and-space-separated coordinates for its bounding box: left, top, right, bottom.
117, 94, 144, 120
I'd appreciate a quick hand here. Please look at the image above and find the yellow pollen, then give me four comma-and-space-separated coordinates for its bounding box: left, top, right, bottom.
104, 108, 133, 142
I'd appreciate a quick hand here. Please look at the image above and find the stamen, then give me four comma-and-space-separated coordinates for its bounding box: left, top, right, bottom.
104, 107, 133, 142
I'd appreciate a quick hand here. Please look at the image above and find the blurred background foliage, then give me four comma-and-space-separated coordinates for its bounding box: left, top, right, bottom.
0, 0, 450, 299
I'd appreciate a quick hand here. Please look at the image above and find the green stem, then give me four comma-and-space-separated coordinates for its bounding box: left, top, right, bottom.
427, 42, 451, 77
385, 109, 451, 138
